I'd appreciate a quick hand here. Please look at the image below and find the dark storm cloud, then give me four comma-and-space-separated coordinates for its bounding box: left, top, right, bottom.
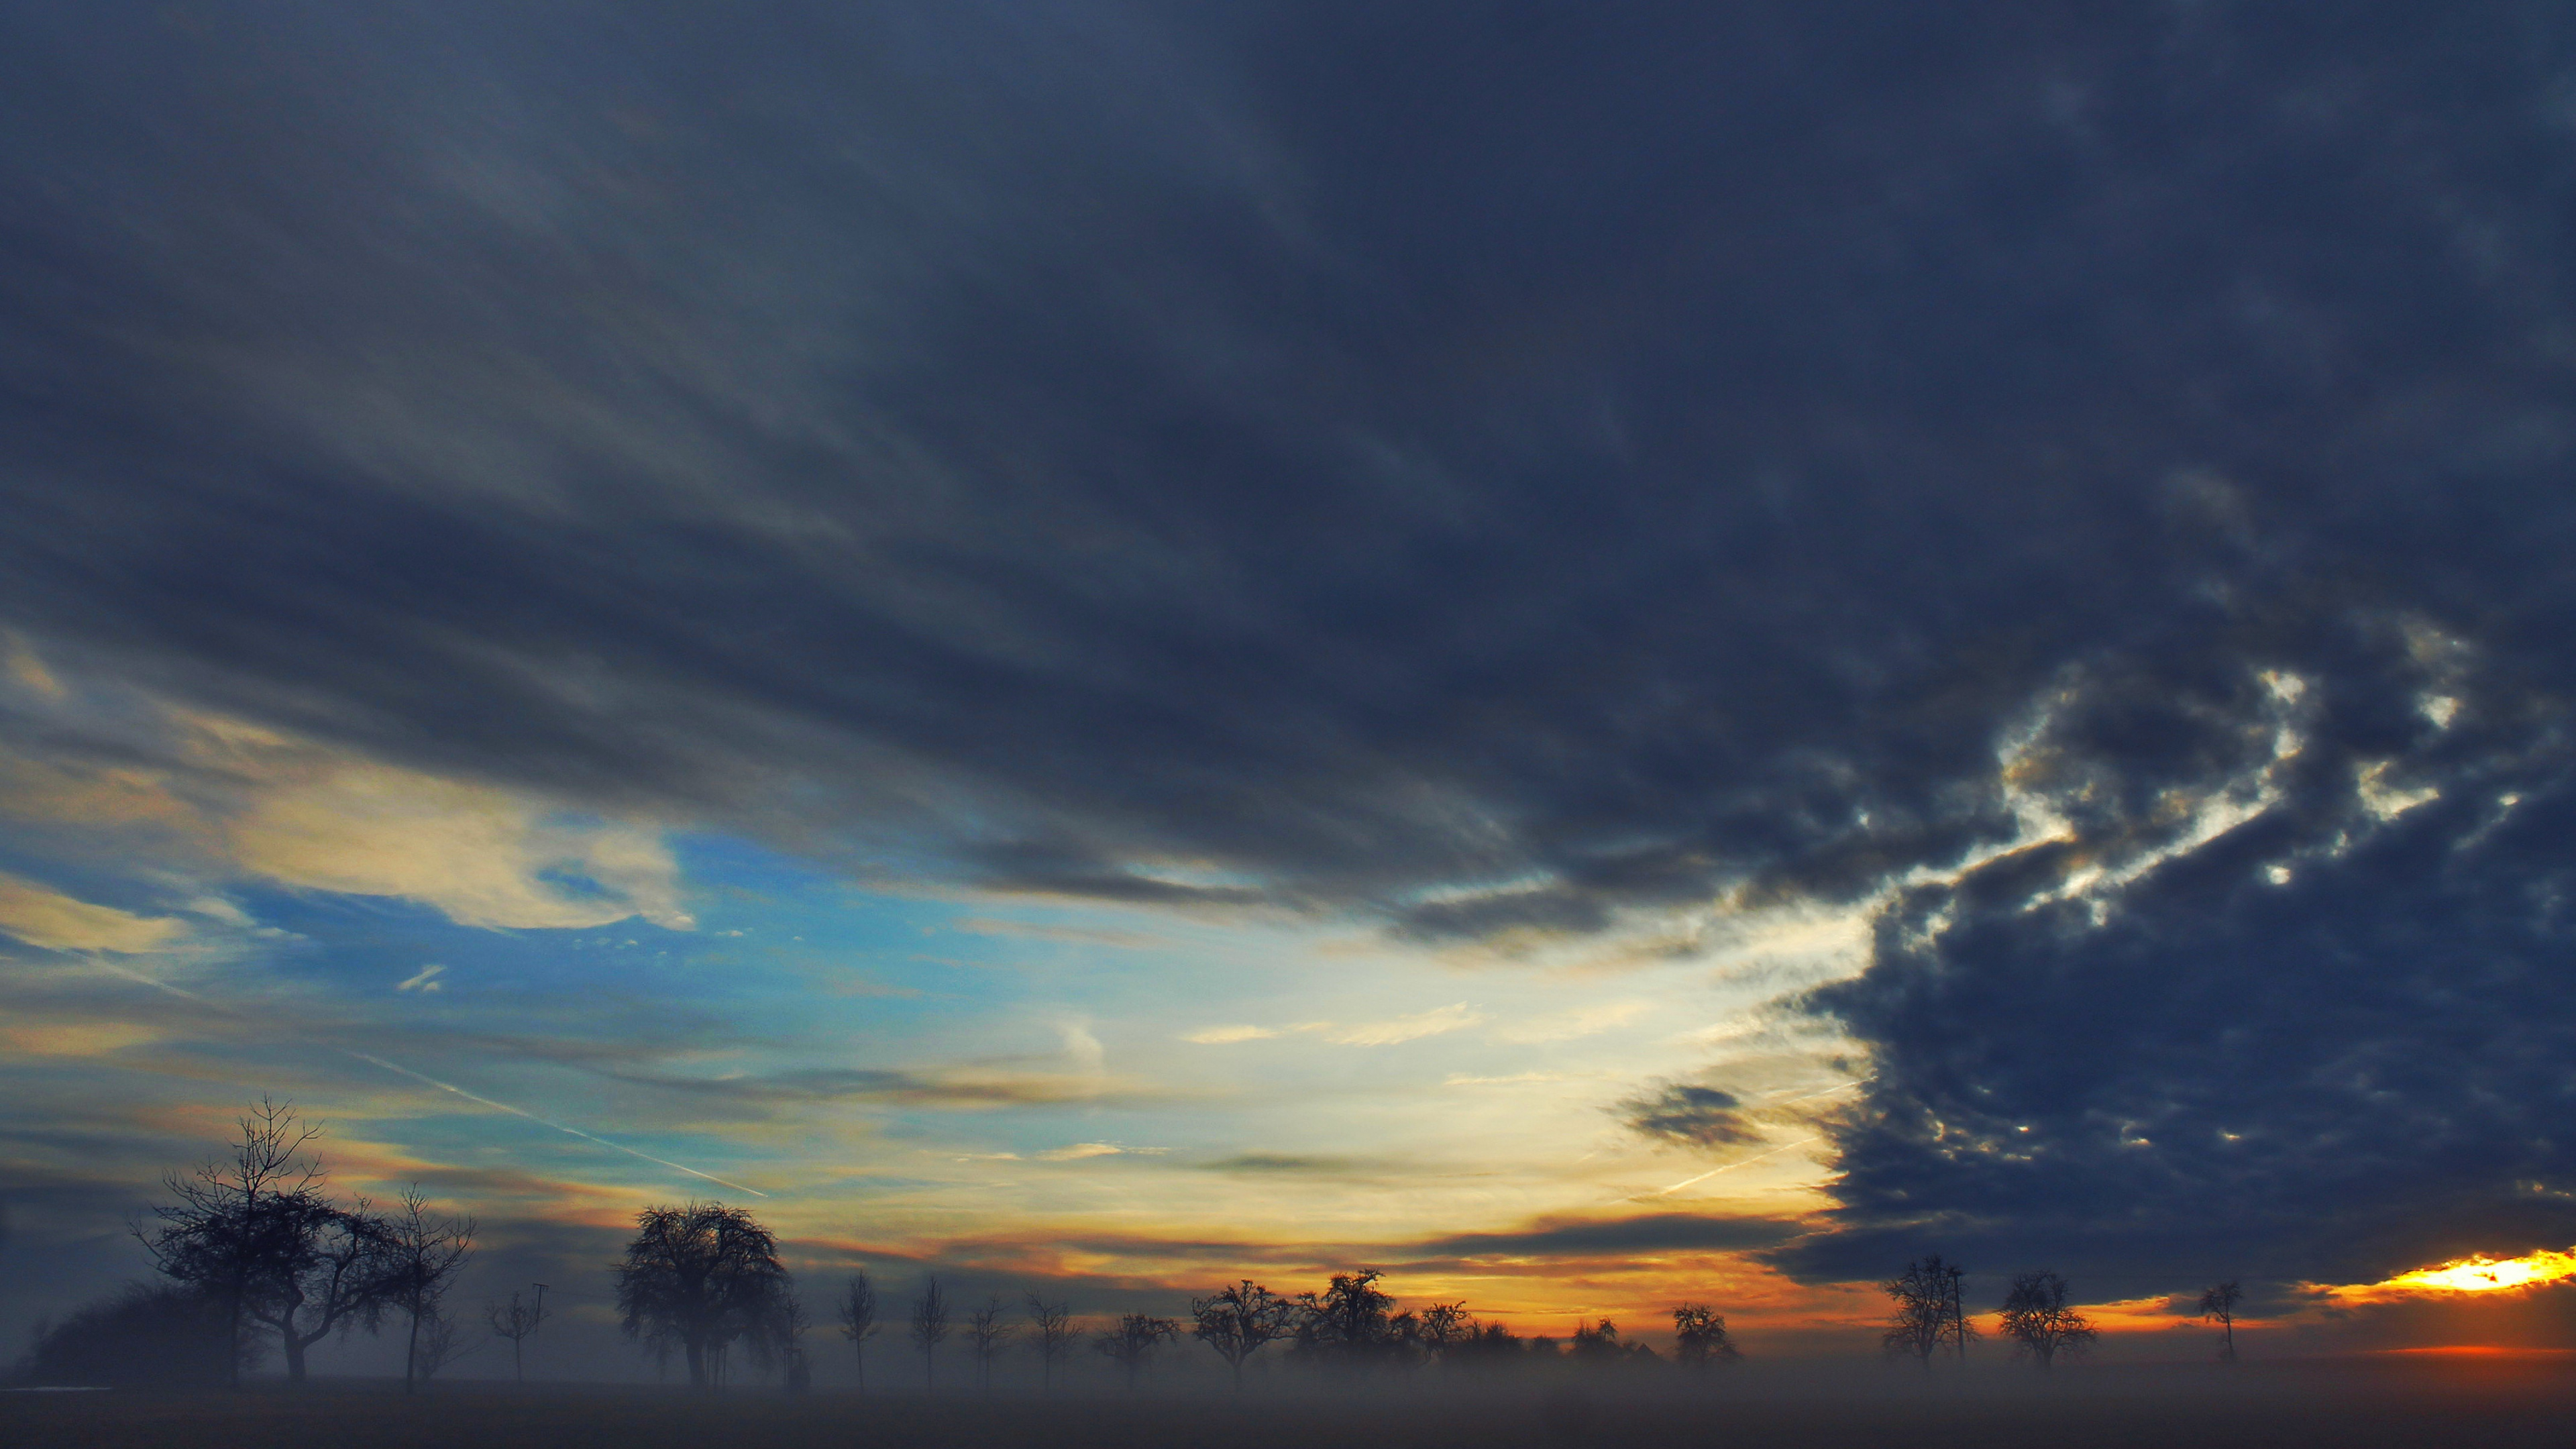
7, 2, 2576, 1287
1405, 1212, 1802, 1260
1619, 1084, 1764, 1149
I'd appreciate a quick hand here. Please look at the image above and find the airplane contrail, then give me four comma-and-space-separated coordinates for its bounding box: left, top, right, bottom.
1648, 1134, 1823, 1197
89, 957, 768, 1198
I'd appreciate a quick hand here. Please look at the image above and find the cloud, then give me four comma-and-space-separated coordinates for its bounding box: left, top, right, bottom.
1034, 1142, 1129, 1161
1327, 1003, 1482, 1046
0, 873, 187, 953
1403, 1212, 1805, 1260
1183, 1024, 1282, 1044
395, 964, 446, 993
1, 0, 2573, 1301
1618, 1083, 1764, 1149
1491, 999, 1653, 1044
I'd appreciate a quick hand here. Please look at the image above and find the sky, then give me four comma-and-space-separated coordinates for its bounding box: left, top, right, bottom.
7, 1, 2576, 1373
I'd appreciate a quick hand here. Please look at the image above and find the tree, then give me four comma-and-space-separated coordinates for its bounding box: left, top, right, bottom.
966, 1296, 1014, 1393
381, 1185, 475, 1395
613, 1202, 791, 1391
2197, 1280, 2242, 1363
1413, 1301, 1474, 1368
1672, 1304, 1741, 1371
1880, 1254, 1974, 1366
19, 1283, 248, 1387
1093, 1312, 1179, 1390
1569, 1318, 1625, 1364
411, 1305, 478, 1387
1291, 1270, 1405, 1372
487, 1287, 549, 1383
1191, 1280, 1295, 1389
1026, 1293, 1077, 1391
909, 1275, 951, 1391
134, 1097, 335, 1387
1998, 1271, 2096, 1371
837, 1271, 880, 1392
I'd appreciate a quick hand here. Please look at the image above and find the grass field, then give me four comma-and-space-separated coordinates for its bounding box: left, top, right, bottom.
9, 1358, 2576, 1449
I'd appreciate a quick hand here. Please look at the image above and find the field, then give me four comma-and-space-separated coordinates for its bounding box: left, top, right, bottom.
10, 1358, 2576, 1449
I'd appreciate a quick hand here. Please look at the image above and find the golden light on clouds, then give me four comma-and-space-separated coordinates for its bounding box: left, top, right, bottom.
2334, 1247, 2576, 1301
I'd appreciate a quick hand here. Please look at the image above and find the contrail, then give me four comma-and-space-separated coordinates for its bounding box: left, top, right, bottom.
1648, 1135, 1823, 1197
335, 1049, 766, 1197
89, 957, 767, 1198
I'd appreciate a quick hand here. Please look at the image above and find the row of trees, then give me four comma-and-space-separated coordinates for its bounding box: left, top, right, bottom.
1881, 1256, 2248, 1368
694, 1255, 1743, 1395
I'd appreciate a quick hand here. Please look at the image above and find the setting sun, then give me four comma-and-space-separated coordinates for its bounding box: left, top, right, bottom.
2376, 1248, 2576, 1295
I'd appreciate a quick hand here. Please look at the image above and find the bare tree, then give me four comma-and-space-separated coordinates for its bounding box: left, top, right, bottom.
837, 1271, 880, 1392
2197, 1280, 2242, 1362
486, 1287, 549, 1383
1671, 1304, 1741, 1371
1026, 1293, 1077, 1391
411, 1305, 479, 1387
909, 1275, 951, 1391
966, 1296, 1014, 1393
1413, 1301, 1474, 1368
613, 1202, 790, 1391
1880, 1255, 1975, 1367
382, 1185, 476, 1395
1191, 1281, 1295, 1389
1998, 1271, 2097, 1371
134, 1097, 329, 1387
1093, 1312, 1179, 1391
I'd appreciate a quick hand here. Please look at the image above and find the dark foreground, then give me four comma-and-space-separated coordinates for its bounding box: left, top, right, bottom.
9, 1358, 2575, 1449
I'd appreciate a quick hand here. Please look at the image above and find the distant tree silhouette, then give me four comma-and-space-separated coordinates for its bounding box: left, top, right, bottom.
381, 1185, 475, 1395
966, 1295, 1014, 1393
837, 1271, 880, 1392
1671, 1304, 1741, 1371
1191, 1280, 1295, 1389
486, 1287, 549, 1383
1027, 1293, 1077, 1391
1094, 1312, 1179, 1390
410, 1304, 477, 1386
612, 1202, 790, 1391
910, 1275, 951, 1391
1998, 1271, 2096, 1371
19, 1283, 247, 1387
1881, 1255, 1974, 1367
1449, 1320, 1525, 1371
1414, 1301, 1475, 1368
1570, 1318, 1656, 1366
2197, 1280, 2242, 1362
1291, 1270, 1406, 1372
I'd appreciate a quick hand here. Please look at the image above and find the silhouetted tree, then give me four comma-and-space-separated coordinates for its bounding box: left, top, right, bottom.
910, 1275, 951, 1391
1672, 1304, 1741, 1371
1881, 1255, 1975, 1367
1027, 1293, 1077, 1391
17, 1283, 248, 1387
1570, 1318, 1635, 1365
1292, 1270, 1406, 1373
1998, 1271, 2096, 1371
1449, 1320, 1525, 1372
487, 1287, 548, 1383
2198, 1280, 2242, 1362
775, 1287, 812, 1392
135, 1098, 356, 1387
837, 1271, 880, 1392
381, 1185, 475, 1395
411, 1305, 477, 1386
1414, 1301, 1474, 1368
1191, 1280, 1295, 1389
966, 1296, 1014, 1393
1094, 1312, 1179, 1390
613, 1202, 790, 1391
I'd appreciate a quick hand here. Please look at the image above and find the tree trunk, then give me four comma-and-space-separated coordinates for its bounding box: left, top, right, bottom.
281, 1329, 309, 1383
685, 1337, 707, 1390
405, 1310, 422, 1395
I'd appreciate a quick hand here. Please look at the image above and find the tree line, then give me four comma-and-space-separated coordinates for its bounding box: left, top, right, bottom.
620, 1213, 1746, 1393
12, 1101, 2253, 1389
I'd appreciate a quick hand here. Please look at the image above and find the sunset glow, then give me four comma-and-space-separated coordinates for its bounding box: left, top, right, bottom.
2359, 1248, 2576, 1297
